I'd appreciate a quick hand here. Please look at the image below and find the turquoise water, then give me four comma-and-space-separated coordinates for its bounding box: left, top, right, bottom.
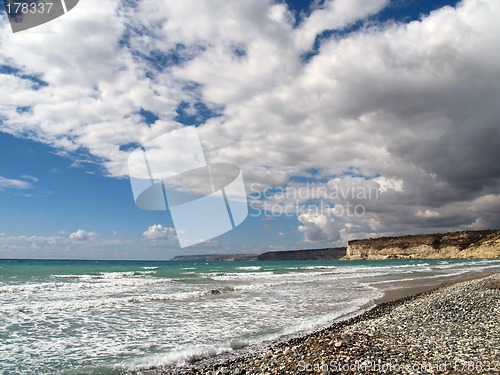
1, 258, 499, 374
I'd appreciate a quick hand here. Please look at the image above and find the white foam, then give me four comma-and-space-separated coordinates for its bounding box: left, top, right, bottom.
0, 290, 219, 315
51, 270, 156, 280
202, 269, 387, 282
0, 277, 172, 296
280, 293, 381, 337
300, 265, 337, 270
122, 344, 234, 369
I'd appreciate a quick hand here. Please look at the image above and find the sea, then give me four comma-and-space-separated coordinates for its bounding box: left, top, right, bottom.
1, 258, 499, 374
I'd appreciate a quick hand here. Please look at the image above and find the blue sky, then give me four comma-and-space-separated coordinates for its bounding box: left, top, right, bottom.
0, 130, 303, 258
1, 0, 499, 259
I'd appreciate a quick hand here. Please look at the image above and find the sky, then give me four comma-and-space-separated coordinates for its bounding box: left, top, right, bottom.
1, 0, 499, 260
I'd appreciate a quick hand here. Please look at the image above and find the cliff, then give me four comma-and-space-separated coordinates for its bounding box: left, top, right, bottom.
258, 247, 346, 261
345, 230, 500, 260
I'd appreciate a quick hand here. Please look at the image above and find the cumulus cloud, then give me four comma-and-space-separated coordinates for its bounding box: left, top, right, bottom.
69, 229, 97, 241
1, 0, 500, 245
143, 224, 176, 240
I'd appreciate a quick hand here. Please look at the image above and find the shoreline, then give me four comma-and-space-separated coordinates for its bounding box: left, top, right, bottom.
147, 272, 499, 375
371, 272, 493, 304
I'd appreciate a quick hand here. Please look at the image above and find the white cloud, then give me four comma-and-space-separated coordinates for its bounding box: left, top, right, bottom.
416, 209, 441, 218
372, 177, 403, 193
69, 229, 97, 241
0, 176, 32, 190
294, 0, 390, 50
1, 0, 500, 245
143, 224, 176, 240
470, 194, 500, 214
298, 213, 342, 243
20, 175, 39, 182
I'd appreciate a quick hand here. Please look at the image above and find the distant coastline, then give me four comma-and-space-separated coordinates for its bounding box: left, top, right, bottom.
170, 229, 500, 262
169, 248, 346, 262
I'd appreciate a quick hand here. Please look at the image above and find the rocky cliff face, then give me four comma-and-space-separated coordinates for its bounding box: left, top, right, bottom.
345, 230, 500, 260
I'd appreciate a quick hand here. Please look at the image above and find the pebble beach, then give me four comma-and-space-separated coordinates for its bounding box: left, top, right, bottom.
169, 273, 500, 375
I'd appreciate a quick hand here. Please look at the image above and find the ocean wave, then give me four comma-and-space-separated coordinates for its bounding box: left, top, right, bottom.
0, 287, 235, 315
51, 270, 156, 280
300, 265, 337, 270
236, 266, 262, 271
329, 263, 434, 275
122, 344, 234, 369
205, 270, 385, 285
0, 277, 173, 295
117, 288, 384, 372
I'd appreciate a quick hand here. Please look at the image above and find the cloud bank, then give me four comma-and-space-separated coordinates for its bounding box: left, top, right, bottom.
1, 0, 500, 245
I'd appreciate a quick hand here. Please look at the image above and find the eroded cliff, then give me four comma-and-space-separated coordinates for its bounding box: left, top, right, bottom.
345, 230, 500, 260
